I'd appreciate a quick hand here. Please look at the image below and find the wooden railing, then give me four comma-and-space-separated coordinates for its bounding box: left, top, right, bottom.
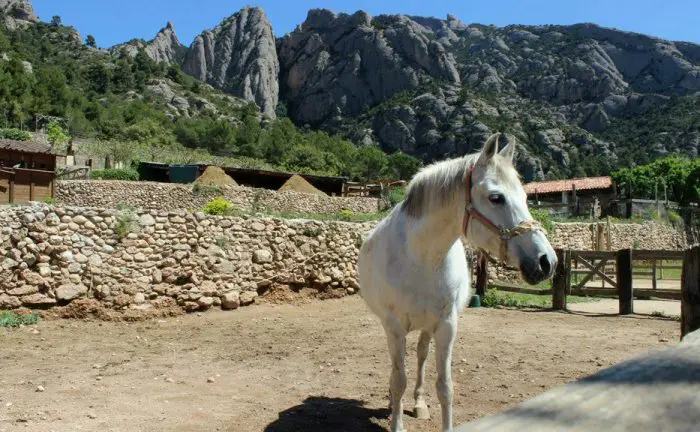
475, 247, 696, 315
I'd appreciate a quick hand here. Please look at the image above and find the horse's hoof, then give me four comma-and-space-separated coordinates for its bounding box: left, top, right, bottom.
414, 404, 430, 420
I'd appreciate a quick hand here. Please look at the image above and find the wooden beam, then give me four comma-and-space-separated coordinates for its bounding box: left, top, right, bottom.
681, 246, 700, 339
617, 249, 633, 315
475, 253, 488, 298
552, 249, 568, 311
454, 329, 700, 432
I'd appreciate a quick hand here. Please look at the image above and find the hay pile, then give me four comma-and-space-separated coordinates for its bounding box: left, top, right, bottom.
278, 174, 326, 196
195, 166, 238, 186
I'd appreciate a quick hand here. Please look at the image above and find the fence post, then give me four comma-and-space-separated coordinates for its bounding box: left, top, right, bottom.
681, 246, 700, 340
552, 249, 568, 311
476, 253, 488, 298
617, 249, 633, 315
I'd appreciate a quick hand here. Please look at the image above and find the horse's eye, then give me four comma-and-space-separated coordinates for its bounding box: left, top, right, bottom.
488, 194, 505, 205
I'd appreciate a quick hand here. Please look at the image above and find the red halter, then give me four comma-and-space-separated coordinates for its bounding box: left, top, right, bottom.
461, 163, 544, 265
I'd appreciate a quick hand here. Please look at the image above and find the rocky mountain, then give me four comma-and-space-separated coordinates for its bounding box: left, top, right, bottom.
182, 7, 279, 119
113, 22, 186, 65
0, 0, 36, 29
4, 1, 700, 181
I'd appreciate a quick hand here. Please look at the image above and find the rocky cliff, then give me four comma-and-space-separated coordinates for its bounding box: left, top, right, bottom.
0, 0, 37, 29
182, 7, 279, 119
114, 21, 186, 65
276, 9, 460, 126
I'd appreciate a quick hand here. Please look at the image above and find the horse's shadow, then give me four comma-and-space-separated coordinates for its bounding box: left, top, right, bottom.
264, 396, 389, 432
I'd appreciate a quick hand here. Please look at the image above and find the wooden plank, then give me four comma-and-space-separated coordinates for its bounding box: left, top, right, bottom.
552, 249, 567, 310
574, 256, 617, 288
634, 250, 685, 260
617, 249, 633, 315
455, 329, 700, 432
475, 253, 487, 298
570, 250, 616, 260
570, 288, 681, 300
681, 246, 700, 339
489, 283, 552, 296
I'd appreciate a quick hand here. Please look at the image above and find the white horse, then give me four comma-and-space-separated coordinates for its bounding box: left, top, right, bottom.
357, 132, 557, 432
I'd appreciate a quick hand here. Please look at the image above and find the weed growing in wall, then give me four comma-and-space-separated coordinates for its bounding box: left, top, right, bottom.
203, 197, 234, 215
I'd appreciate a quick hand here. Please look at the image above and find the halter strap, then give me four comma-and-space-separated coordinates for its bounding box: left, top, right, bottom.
462, 163, 544, 265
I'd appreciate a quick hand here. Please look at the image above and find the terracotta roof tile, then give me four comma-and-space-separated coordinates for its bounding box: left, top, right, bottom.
523, 176, 613, 195
0, 139, 55, 154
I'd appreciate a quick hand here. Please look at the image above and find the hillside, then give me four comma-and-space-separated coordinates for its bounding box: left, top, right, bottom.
2, 3, 700, 183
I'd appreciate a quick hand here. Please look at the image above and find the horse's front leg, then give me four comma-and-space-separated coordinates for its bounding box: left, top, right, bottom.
384, 321, 407, 432
413, 330, 432, 420
434, 317, 457, 432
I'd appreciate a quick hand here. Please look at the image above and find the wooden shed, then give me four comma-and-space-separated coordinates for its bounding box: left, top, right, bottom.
0, 139, 58, 204
0, 139, 58, 171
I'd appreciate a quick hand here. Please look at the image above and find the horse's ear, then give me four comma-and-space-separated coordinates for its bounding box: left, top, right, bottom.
498, 137, 516, 163
477, 132, 500, 167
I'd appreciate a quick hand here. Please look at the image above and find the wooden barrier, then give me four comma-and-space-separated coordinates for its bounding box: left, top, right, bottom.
455, 328, 700, 431
552, 249, 568, 311
617, 249, 633, 315
681, 245, 700, 338
0, 168, 55, 204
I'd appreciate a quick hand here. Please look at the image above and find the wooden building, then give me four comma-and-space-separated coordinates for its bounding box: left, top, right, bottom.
0, 139, 58, 171
0, 139, 58, 204
523, 176, 617, 217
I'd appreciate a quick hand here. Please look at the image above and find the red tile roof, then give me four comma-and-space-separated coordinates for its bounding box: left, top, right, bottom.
0, 139, 55, 154
523, 176, 613, 195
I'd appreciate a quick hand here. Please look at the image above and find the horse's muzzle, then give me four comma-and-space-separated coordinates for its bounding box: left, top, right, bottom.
520, 253, 557, 285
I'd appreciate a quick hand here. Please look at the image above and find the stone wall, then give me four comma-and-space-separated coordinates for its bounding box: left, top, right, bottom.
0, 203, 368, 312
0, 203, 686, 313
56, 180, 380, 214
550, 222, 686, 251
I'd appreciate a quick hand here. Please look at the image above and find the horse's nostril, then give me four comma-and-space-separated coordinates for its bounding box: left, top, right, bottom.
539, 254, 551, 276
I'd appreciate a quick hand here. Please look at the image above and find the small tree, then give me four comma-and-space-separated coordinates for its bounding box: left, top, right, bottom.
85, 35, 96, 48
51, 15, 61, 26
47, 121, 70, 152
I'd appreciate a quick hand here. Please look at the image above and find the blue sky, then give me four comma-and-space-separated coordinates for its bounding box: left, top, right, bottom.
32, 0, 700, 48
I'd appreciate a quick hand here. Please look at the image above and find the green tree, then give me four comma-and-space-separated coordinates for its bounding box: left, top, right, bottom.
85, 35, 96, 48
47, 121, 70, 152
355, 146, 388, 181
123, 119, 176, 161
387, 152, 421, 180
51, 16, 62, 26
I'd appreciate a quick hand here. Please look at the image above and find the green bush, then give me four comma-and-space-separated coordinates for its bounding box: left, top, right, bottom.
530, 208, 554, 233
192, 183, 222, 195
90, 168, 139, 181
0, 311, 39, 327
481, 288, 523, 308
203, 197, 233, 215
0, 128, 31, 141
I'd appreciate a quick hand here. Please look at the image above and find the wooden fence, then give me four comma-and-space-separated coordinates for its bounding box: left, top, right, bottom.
476, 247, 696, 316
0, 168, 55, 204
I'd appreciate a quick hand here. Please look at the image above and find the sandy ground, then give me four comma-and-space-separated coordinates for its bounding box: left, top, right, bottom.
568, 298, 681, 317
0, 296, 679, 432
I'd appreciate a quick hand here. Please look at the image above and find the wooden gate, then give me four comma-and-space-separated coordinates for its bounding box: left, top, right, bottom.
570, 250, 617, 293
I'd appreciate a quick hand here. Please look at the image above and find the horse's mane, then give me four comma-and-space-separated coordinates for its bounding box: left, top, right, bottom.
401, 153, 479, 218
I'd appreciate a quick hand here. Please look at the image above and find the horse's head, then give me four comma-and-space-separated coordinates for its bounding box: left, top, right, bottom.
465, 133, 557, 284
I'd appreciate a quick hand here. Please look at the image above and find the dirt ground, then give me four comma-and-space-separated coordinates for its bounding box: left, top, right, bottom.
0, 296, 679, 432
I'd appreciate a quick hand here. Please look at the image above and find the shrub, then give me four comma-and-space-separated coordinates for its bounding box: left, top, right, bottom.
203, 197, 233, 215
530, 208, 554, 233
0, 128, 31, 141
91, 168, 139, 181
388, 187, 406, 207
481, 288, 523, 308
115, 214, 136, 239
0, 311, 39, 328
192, 183, 222, 195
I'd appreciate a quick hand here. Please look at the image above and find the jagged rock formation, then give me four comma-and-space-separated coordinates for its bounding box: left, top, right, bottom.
277, 9, 461, 126
0, 0, 37, 29
113, 22, 185, 64
273, 14, 700, 180
182, 7, 279, 119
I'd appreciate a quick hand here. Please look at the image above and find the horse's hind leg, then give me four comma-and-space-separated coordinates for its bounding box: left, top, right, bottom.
434, 317, 457, 432
383, 320, 407, 432
413, 330, 431, 420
